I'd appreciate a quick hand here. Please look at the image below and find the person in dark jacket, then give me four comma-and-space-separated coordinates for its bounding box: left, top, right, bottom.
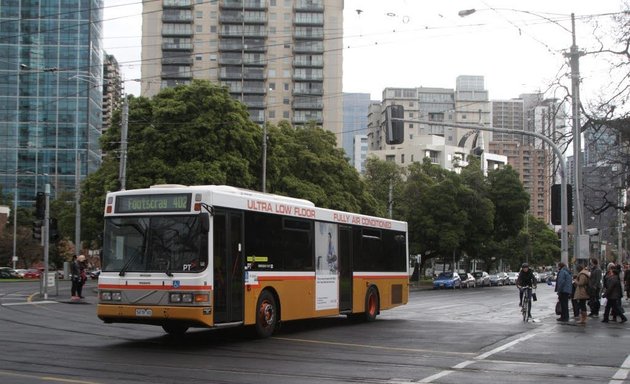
588, 258, 602, 316
516, 263, 537, 319
555, 262, 573, 322
70, 255, 87, 300
602, 266, 627, 324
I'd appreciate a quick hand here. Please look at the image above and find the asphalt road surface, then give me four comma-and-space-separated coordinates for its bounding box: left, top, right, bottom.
0, 279, 629, 384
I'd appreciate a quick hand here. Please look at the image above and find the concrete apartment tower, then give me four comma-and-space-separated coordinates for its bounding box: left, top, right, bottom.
141, 0, 343, 138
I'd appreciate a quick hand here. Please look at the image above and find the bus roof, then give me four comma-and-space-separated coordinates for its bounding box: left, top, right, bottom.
106, 185, 407, 231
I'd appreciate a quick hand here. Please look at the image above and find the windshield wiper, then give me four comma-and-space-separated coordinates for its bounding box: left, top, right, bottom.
164, 260, 173, 277
119, 251, 139, 277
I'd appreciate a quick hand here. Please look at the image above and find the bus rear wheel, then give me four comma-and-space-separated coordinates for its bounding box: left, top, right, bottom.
162, 323, 188, 336
255, 290, 278, 338
364, 287, 379, 322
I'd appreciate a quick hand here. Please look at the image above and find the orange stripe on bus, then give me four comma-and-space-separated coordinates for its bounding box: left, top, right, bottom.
258, 275, 314, 281
98, 284, 212, 291
353, 275, 408, 280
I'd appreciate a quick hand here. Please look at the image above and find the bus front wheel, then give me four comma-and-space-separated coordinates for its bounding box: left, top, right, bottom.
255, 290, 278, 338
162, 322, 188, 336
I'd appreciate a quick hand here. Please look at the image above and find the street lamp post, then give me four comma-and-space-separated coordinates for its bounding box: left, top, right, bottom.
459, 8, 582, 264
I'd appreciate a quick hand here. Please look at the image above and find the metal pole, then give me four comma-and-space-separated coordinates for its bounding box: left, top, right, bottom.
12, 177, 17, 269
568, 13, 585, 261
119, 95, 128, 190
44, 183, 50, 300
75, 153, 81, 256
262, 122, 267, 193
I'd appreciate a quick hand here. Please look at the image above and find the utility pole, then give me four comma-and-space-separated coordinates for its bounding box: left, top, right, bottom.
568, 13, 586, 262
119, 95, 129, 191
43, 183, 50, 300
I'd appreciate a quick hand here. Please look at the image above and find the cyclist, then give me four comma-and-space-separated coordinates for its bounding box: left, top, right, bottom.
516, 263, 537, 319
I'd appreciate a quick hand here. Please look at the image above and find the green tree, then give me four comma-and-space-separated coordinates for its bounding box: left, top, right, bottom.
363, 157, 405, 218
487, 165, 530, 241
265, 121, 378, 214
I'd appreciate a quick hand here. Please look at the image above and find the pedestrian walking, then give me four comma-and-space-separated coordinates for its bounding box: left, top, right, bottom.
588, 258, 602, 316
574, 264, 591, 325
602, 265, 627, 324
555, 262, 573, 322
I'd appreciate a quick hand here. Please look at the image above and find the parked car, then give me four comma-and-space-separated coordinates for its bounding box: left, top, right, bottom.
489, 273, 507, 286
433, 271, 461, 289
472, 271, 490, 287
0, 267, 19, 278
22, 269, 41, 279
506, 272, 519, 285
533, 272, 540, 283
460, 273, 476, 288
0, 269, 13, 279
14, 269, 27, 278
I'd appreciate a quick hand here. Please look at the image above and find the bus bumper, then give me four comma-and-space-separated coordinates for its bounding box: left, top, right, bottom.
97, 304, 214, 327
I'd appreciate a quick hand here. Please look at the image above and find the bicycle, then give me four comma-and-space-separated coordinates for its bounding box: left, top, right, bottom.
520, 285, 535, 322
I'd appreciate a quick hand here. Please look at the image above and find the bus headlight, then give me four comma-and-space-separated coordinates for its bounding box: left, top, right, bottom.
169, 293, 182, 303
101, 291, 112, 301
100, 291, 122, 301
181, 293, 193, 303
111, 292, 122, 301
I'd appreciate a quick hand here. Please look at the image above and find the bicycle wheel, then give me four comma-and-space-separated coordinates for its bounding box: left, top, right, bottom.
522, 293, 529, 322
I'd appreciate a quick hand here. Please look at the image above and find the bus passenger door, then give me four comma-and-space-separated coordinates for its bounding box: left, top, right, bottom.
339, 226, 353, 312
213, 210, 244, 324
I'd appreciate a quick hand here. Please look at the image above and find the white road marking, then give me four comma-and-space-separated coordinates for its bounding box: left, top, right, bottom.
1, 300, 58, 306
416, 333, 538, 382
609, 354, 630, 384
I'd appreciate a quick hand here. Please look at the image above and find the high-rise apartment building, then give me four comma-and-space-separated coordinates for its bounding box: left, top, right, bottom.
102, 53, 123, 134
141, 0, 343, 136
0, 1, 103, 205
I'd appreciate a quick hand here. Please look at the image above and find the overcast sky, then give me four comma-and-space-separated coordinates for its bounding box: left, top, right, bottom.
103, 0, 624, 103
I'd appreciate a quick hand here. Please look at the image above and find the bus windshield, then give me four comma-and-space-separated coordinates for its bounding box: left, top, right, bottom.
102, 215, 208, 274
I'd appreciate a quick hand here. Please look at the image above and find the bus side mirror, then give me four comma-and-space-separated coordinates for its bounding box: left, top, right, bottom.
199, 212, 210, 233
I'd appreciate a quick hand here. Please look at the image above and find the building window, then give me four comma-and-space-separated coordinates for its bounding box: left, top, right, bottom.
409, 112, 414, 118
283, 111, 290, 118
269, 82, 276, 91
210, 26, 217, 33
284, 83, 289, 91
196, 55, 202, 61
401, 154, 405, 164
210, 11, 217, 18
270, 26, 276, 34
411, 154, 414, 162
385, 155, 395, 162
195, 11, 202, 18
270, 0, 276, 5
409, 124, 413, 128
269, 110, 275, 118
269, 69, 276, 77
283, 98, 289, 105
209, 54, 217, 61
196, 25, 202, 32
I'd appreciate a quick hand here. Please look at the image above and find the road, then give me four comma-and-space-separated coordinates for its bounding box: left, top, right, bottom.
0, 279, 629, 384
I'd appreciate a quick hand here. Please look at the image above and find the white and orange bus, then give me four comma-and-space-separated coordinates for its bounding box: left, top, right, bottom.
97, 185, 409, 337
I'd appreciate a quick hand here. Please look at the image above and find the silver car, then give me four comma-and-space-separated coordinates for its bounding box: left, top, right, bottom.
472, 271, 490, 287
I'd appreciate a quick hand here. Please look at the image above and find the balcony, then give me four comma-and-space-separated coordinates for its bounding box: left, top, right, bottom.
219, 11, 267, 24
162, 10, 193, 23
221, 0, 266, 10
293, 56, 323, 67
294, 13, 324, 25
162, 56, 193, 65
220, 25, 267, 38
162, 24, 193, 36
295, 0, 324, 12
161, 66, 192, 79
293, 85, 323, 96
294, 28, 324, 40
219, 39, 266, 52
293, 71, 323, 81
293, 97, 323, 110
163, 0, 192, 7
219, 67, 266, 80
162, 41, 193, 50
293, 41, 323, 53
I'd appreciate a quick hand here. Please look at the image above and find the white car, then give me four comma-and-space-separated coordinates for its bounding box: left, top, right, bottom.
507, 272, 519, 285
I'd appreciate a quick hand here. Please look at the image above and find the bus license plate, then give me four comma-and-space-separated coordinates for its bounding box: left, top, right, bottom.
135, 308, 153, 317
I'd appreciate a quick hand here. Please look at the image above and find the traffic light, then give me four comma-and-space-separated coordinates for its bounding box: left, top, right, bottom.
49, 218, 59, 242
385, 105, 404, 145
551, 184, 573, 225
35, 192, 45, 219
32, 220, 43, 240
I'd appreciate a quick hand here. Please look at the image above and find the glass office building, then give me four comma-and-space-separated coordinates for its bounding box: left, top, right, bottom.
0, 0, 103, 206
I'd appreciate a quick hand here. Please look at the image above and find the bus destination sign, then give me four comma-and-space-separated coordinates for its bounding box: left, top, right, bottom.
115, 194, 192, 213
